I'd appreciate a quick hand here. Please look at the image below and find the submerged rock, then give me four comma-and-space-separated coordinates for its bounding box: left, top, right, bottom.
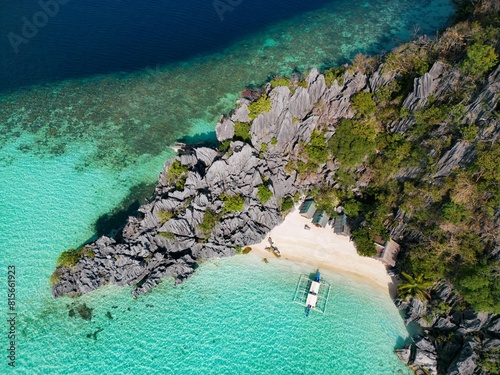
68, 303, 93, 321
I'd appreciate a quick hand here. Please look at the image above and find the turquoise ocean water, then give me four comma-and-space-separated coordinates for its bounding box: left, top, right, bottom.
0, 1, 455, 373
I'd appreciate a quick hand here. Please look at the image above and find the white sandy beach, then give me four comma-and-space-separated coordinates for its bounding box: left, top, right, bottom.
251, 207, 397, 296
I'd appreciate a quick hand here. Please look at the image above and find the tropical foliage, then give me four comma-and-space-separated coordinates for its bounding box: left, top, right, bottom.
248, 94, 272, 120
257, 184, 273, 204
166, 160, 189, 191
397, 272, 434, 301
233, 121, 252, 144
221, 193, 245, 213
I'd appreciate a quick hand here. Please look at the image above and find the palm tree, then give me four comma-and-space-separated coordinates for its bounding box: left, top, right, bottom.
398, 272, 434, 301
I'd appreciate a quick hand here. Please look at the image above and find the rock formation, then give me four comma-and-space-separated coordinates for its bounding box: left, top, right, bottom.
396, 282, 500, 374
51, 67, 373, 299
52, 59, 500, 374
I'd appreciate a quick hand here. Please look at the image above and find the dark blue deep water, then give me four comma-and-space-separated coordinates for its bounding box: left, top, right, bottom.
0, 0, 337, 91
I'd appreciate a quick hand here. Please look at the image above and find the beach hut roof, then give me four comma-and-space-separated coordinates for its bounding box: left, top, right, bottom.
380, 239, 401, 267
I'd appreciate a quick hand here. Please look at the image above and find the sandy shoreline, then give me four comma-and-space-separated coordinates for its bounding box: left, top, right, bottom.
251, 207, 397, 297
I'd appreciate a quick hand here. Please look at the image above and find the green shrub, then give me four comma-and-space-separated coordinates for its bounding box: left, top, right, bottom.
323, 67, 345, 86
305, 130, 329, 164
198, 210, 219, 238
271, 137, 278, 145
312, 186, 340, 216
336, 169, 356, 188
281, 197, 294, 212
221, 193, 245, 213
297, 80, 308, 88
460, 124, 478, 142
257, 185, 273, 204
461, 42, 498, 77
234, 122, 252, 143
413, 58, 430, 76
157, 209, 174, 224
159, 231, 175, 239
270, 77, 291, 88
456, 260, 500, 313
56, 247, 88, 268
343, 200, 362, 217
166, 160, 189, 190
412, 104, 449, 137
260, 143, 268, 152
219, 140, 231, 152
286, 159, 320, 177
383, 45, 429, 76
328, 119, 376, 167
399, 107, 411, 119
441, 202, 472, 225
351, 92, 376, 117
248, 95, 272, 120
352, 228, 377, 257
50, 270, 61, 285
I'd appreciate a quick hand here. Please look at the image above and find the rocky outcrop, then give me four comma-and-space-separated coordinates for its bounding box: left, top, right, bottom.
397, 281, 500, 375
52, 55, 500, 373
52, 66, 380, 299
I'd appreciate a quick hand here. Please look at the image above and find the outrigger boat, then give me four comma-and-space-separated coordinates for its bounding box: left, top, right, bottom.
305, 270, 321, 317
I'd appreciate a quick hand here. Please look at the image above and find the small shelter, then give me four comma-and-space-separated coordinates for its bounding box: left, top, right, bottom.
333, 214, 350, 236
377, 239, 401, 267
312, 210, 330, 228
299, 199, 316, 219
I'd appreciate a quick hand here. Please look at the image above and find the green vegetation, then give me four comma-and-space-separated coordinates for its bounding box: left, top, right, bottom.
351, 228, 377, 257
285, 159, 321, 178
260, 142, 268, 152
311, 186, 340, 216
248, 94, 272, 120
323, 67, 345, 86
328, 119, 376, 167
269, 75, 308, 93
305, 130, 329, 164
219, 140, 231, 152
459, 124, 478, 141
50, 270, 61, 285
297, 80, 308, 88
198, 210, 219, 239
257, 184, 273, 204
397, 272, 433, 301
56, 246, 92, 268
159, 231, 175, 240
460, 42, 498, 77
281, 197, 295, 212
383, 44, 430, 76
157, 209, 175, 224
283, 2, 500, 313
166, 160, 189, 190
271, 137, 278, 145
233, 122, 252, 144
270, 77, 291, 88
221, 193, 245, 213
351, 92, 376, 117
